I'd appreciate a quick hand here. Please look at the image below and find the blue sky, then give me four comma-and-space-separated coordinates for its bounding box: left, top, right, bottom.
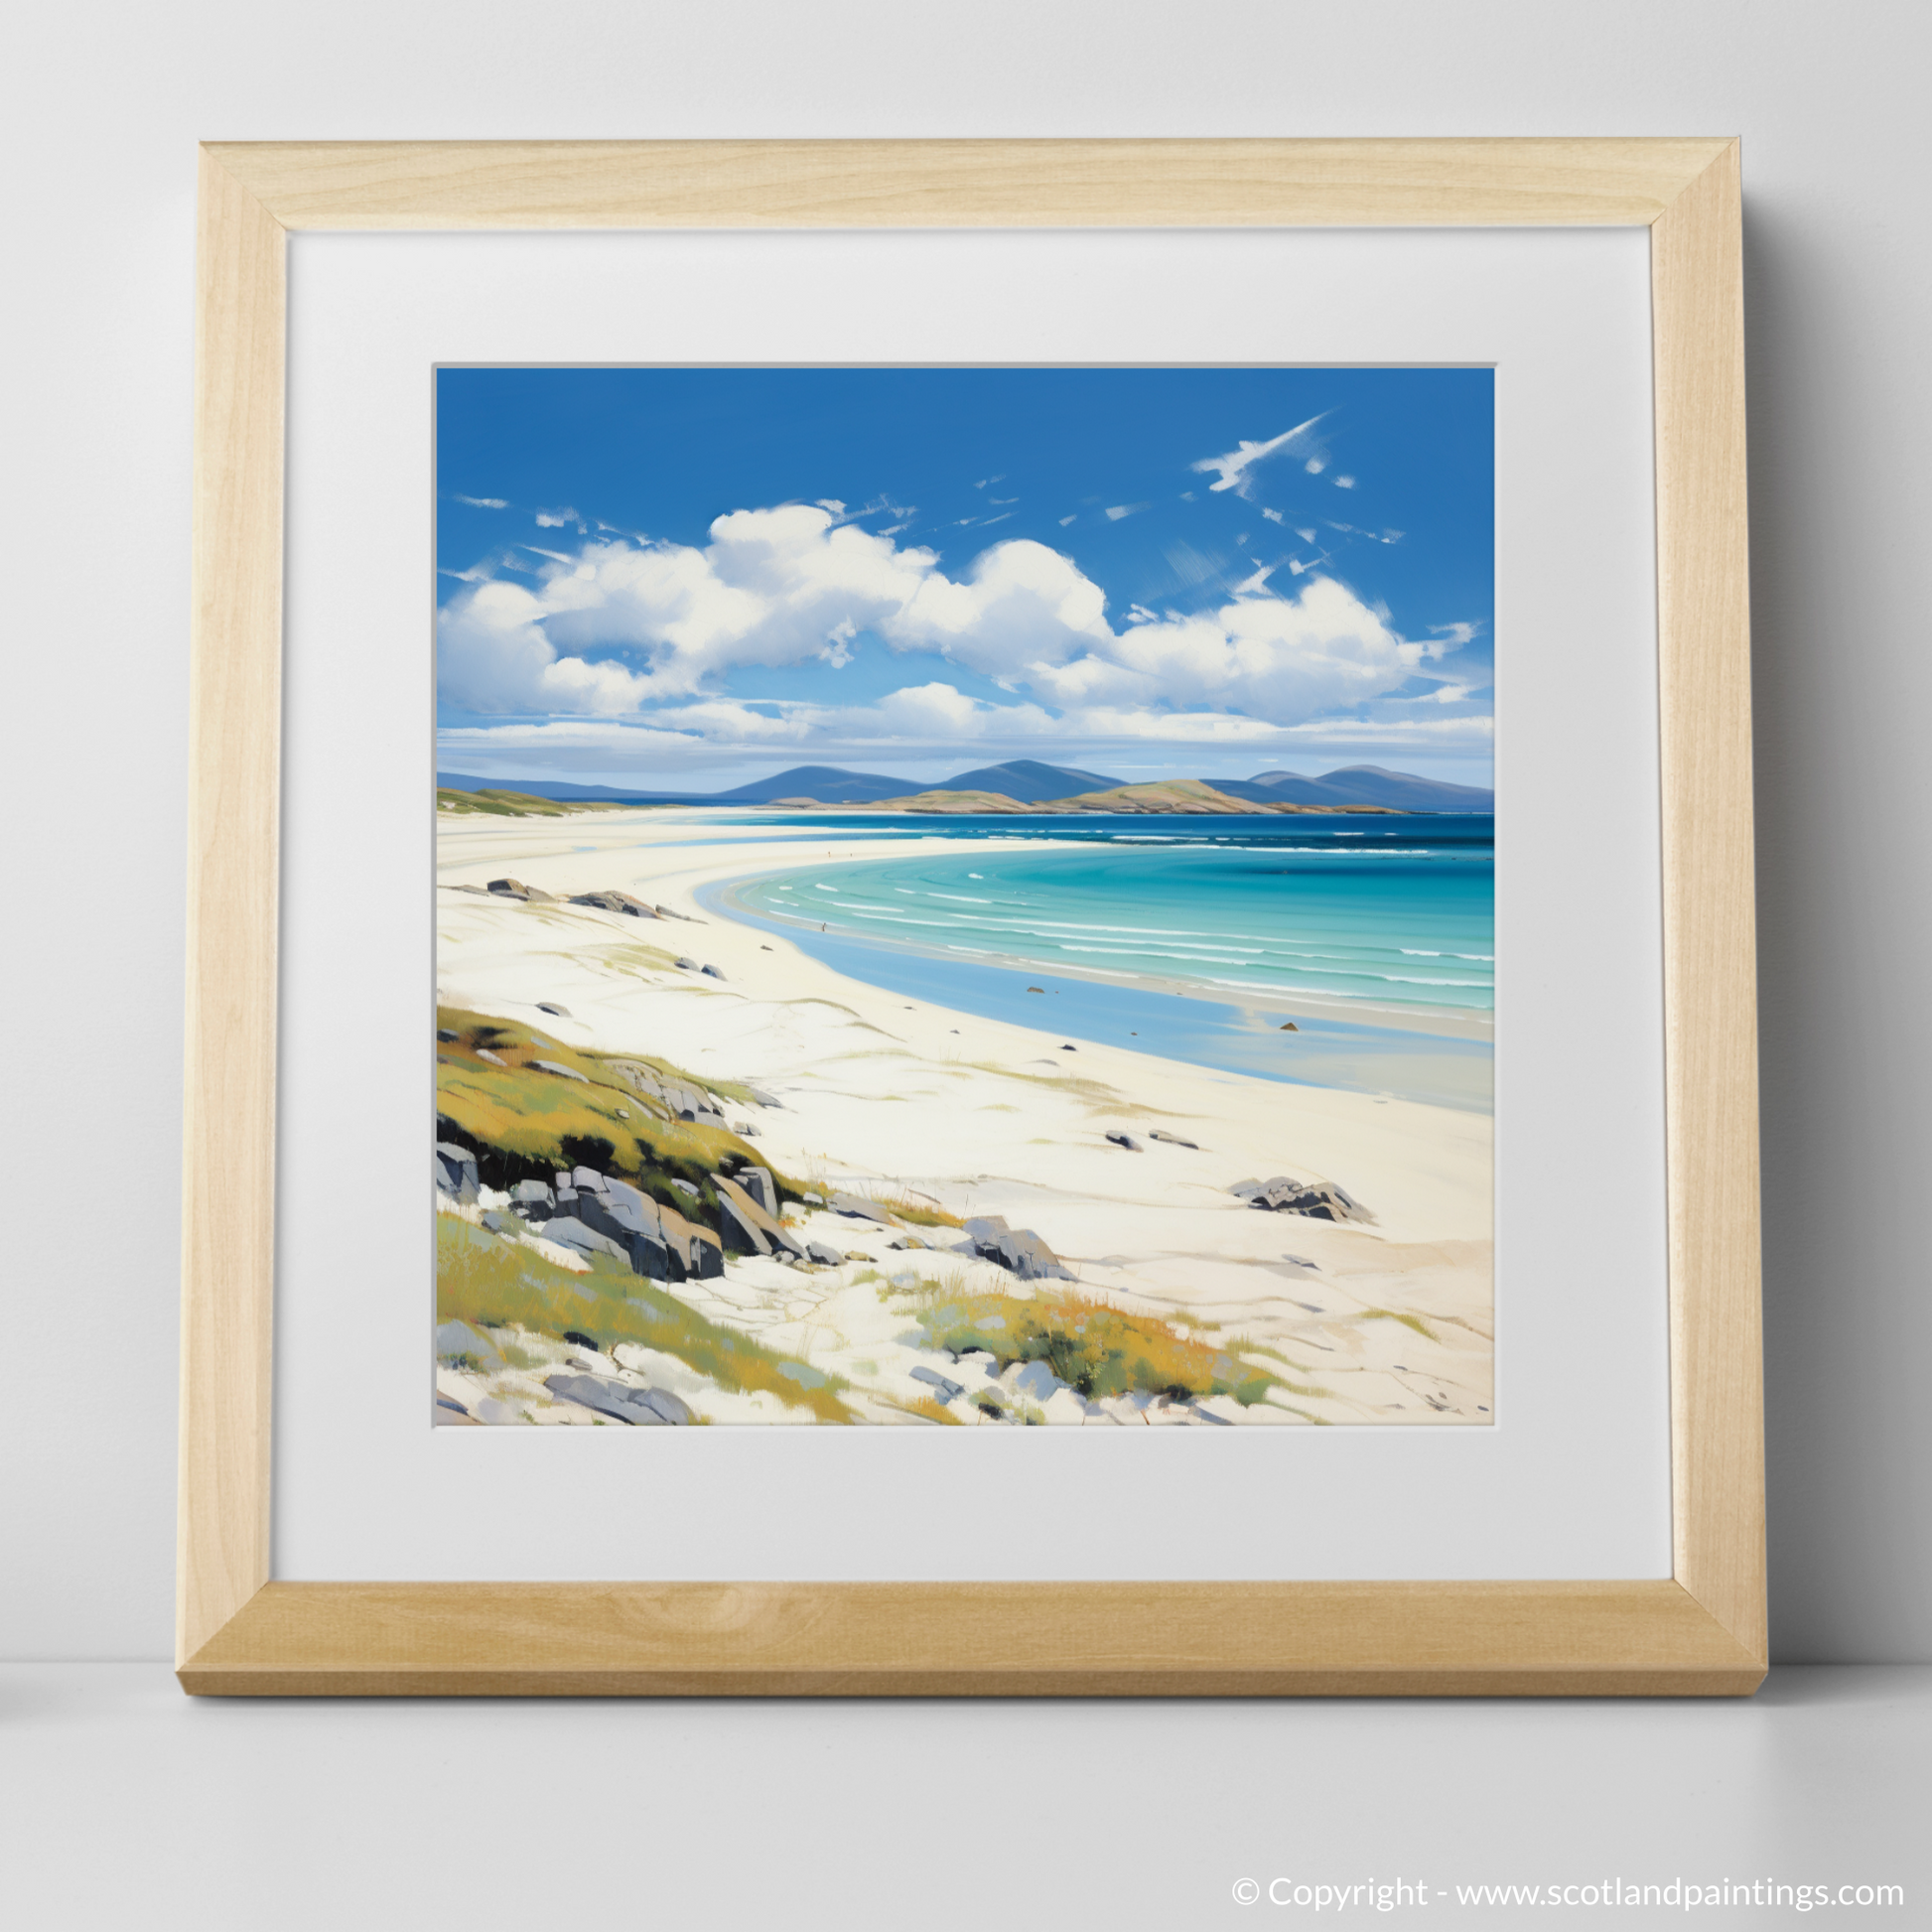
436, 366, 1493, 791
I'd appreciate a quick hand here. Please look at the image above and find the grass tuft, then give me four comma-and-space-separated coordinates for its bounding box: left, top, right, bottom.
898, 1282, 1278, 1406
437, 1214, 851, 1423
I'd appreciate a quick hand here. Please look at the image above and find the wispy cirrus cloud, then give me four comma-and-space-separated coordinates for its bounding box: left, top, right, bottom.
1189, 414, 1328, 500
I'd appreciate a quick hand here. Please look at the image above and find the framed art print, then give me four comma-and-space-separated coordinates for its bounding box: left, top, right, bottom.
181, 140, 1764, 1694
428, 361, 1498, 1432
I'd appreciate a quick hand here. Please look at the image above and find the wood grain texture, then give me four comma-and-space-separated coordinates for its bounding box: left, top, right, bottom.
180, 1581, 1764, 1696
179, 137, 1764, 1695
1651, 143, 1767, 1661
178, 150, 286, 1668
207, 137, 1734, 231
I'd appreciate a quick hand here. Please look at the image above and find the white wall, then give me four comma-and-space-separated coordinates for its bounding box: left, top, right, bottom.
4, 0, 1926, 1662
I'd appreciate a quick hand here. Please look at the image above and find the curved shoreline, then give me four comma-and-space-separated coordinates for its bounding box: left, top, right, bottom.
699, 833, 1494, 1041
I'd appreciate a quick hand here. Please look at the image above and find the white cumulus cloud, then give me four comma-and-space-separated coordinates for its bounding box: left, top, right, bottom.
437, 503, 1470, 740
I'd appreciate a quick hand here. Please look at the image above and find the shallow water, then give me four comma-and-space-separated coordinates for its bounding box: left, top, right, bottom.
699, 812, 1494, 1113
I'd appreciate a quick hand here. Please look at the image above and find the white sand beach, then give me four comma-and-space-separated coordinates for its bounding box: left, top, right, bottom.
435, 806, 1494, 1426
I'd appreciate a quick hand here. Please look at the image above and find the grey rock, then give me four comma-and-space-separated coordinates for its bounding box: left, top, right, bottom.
745, 1085, 782, 1109
580, 1179, 684, 1282
539, 1216, 628, 1264
716, 1190, 771, 1258
960, 1214, 1073, 1282
435, 1319, 500, 1367
553, 1186, 579, 1215
669, 1178, 699, 1200
536, 1001, 570, 1017
485, 877, 555, 901
530, 1058, 589, 1083
1008, 1359, 1062, 1404
700, 963, 726, 980
476, 1047, 505, 1065
510, 1179, 555, 1218
909, 1366, 965, 1404
733, 1122, 759, 1138
480, 1209, 519, 1234
714, 1173, 806, 1259
1106, 1130, 1143, 1151
805, 1240, 845, 1266
1150, 1130, 1199, 1149
546, 1372, 693, 1426
675, 956, 698, 971
570, 1166, 608, 1193
829, 1191, 894, 1224
1235, 1174, 1375, 1224
434, 1142, 479, 1202
679, 1223, 726, 1280
800, 1190, 823, 1205
1060, 1042, 1076, 1051
436, 1028, 459, 1042
435, 1393, 474, 1421
571, 891, 659, 918
738, 1166, 778, 1215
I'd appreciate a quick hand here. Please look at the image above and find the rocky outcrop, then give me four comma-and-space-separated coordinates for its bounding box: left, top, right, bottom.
1106, 1130, 1143, 1151
530, 1057, 589, 1083
435, 1142, 479, 1202
546, 1371, 693, 1425
486, 878, 555, 901
714, 1173, 806, 1260
700, 963, 727, 980
1231, 1175, 1375, 1224
510, 1178, 555, 1218
568, 1174, 724, 1282
1150, 1130, 1198, 1149
735, 1166, 778, 1214
956, 1214, 1073, 1281
805, 1240, 845, 1266
540, 1215, 629, 1264
567, 891, 659, 918
535, 1002, 571, 1017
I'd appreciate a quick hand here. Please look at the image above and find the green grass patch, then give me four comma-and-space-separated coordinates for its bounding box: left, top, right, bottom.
436, 1006, 803, 1206
899, 1283, 1278, 1406
438, 1215, 850, 1423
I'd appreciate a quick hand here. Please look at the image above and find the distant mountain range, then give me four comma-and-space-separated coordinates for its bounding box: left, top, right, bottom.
436, 758, 1493, 814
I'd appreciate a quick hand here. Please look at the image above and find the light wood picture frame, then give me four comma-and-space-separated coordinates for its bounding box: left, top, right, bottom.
180, 138, 1762, 1696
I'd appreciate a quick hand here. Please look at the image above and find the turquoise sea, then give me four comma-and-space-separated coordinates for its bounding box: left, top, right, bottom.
699, 812, 1494, 1114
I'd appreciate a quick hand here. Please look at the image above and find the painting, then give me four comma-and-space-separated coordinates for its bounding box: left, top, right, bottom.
432, 366, 1493, 1428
